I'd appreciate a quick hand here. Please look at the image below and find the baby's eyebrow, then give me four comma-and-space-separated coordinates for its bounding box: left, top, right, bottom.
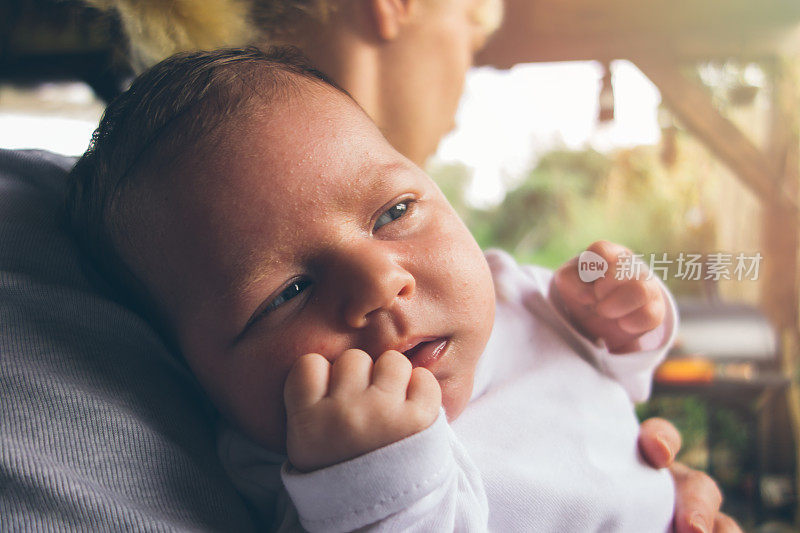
220, 250, 283, 304
232, 268, 274, 299
330, 160, 416, 210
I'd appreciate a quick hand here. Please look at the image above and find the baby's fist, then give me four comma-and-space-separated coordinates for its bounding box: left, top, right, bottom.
284, 349, 441, 472
553, 241, 666, 353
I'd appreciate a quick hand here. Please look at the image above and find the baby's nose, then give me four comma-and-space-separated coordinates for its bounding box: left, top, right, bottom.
340, 249, 415, 329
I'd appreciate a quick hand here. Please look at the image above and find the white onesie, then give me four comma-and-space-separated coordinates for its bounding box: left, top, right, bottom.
219, 249, 676, 532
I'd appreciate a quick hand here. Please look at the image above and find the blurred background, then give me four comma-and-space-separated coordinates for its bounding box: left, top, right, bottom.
2, 0, 799, 530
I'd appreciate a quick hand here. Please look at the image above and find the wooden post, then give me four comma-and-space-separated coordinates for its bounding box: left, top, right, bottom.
765, 55, 800, 525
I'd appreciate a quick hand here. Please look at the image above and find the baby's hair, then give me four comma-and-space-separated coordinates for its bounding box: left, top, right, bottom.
66, 46, 343, 338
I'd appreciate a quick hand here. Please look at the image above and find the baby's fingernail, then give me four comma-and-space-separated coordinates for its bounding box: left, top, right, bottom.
689, 512, 708, 533
655, 434, 675, 463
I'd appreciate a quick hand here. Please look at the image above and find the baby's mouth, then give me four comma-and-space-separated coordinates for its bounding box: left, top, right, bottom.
402, 338, 449, 369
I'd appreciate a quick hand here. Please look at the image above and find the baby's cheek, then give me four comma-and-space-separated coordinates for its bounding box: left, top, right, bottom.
272, 322, 347, 365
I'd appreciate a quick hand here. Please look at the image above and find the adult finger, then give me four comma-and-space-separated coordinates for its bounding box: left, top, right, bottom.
671, 462, 723, 533
713, 512, 743, 533
639, 417, 681, 468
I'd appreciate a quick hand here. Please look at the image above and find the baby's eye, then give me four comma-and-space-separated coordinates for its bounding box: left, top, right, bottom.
266, 279, 311, 313
373, 201, 409, 231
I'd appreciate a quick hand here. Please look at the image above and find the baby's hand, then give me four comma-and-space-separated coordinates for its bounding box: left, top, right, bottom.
284, 349, 441, 472
553, 241, 666, 353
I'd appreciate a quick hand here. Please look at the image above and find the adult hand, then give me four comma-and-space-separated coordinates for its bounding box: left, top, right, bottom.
638, 418, 743, 533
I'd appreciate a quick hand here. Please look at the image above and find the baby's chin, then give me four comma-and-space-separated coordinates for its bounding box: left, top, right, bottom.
441, 375, 477, 422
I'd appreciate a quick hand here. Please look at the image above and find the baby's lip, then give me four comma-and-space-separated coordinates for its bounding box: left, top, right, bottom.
400, 337, 450, 369
398, 337, 438, 354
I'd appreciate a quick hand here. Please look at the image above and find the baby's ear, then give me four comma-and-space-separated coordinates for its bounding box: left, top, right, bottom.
366, 0, 416, 41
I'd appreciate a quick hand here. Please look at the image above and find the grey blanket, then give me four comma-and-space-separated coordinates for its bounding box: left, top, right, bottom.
0, 149, 256, 531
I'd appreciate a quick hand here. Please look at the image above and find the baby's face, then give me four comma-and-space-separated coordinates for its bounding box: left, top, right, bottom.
133, 84, 495, 452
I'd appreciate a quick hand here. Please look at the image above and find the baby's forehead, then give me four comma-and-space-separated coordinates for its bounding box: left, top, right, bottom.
133, 72, 400, 241
145, 82, 361, 195
149, 82, 401, 226
194, 80, 368, 161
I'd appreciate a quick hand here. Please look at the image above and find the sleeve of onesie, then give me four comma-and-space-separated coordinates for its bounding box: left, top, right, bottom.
280, 411, 488, 533
505, 253, 678, 403
547, 271, 677, 402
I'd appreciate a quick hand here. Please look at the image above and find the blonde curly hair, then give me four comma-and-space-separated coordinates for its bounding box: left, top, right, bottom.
88, 0, 502, 70
86, 0, 328, 68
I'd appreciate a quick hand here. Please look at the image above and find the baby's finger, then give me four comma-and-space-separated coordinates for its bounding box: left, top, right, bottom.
371, 350, 413, 395
554, 261, 595, 307
406, 367, 442, 407
587, 240, 632, 260
617, 300, 666, 336
284, 353, 330, 412
595, 280, 657, 320
329, 349, 372, 396
587, 241, 639, 300
670, 462, 723, 533
638, 417, 681, 468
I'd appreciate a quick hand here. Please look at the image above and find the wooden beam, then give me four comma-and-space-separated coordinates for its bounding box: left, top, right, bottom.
476, 0, 800, 66
635, 57, 796, 212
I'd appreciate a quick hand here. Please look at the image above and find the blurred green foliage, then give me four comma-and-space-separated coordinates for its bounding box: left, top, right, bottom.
430, 144, 716, 296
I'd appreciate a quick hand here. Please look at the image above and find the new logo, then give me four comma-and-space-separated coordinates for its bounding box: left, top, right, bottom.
578, 251, 608, 282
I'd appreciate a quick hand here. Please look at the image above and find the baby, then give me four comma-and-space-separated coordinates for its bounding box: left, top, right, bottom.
67, 47, 675, 532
